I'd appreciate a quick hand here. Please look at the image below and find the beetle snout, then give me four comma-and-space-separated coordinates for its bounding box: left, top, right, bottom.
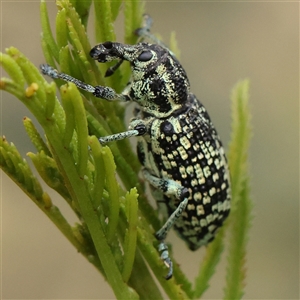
90, 45, 107, 62
90, 42, 120, 62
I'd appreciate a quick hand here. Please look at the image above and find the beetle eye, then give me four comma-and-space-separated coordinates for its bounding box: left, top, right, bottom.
103, 41, 113, 49
138, 51, 153, 62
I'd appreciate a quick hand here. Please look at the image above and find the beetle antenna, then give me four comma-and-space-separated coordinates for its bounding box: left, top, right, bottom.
105, 59, 124, 77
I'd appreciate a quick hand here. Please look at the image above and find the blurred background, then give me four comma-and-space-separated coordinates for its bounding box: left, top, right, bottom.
1, 1, 299, 299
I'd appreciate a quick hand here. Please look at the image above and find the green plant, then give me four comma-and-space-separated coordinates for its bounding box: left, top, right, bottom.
0, 0, 252, 298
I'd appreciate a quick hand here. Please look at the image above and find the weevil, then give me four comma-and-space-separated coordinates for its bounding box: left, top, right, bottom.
41, 15, 231, 280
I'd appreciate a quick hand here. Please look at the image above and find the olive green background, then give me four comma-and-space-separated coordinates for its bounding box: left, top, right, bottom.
1, 1, 299, 299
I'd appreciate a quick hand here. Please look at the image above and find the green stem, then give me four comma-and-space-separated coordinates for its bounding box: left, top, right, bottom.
47, 130, 137, 299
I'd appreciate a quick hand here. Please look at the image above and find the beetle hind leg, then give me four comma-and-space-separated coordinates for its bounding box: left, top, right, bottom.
143, 169, 189, 279
158, 241, 173, 280
155, 197, 188, 279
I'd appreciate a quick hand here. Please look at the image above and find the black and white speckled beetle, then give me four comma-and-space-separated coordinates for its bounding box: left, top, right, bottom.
41, 15, 231, 280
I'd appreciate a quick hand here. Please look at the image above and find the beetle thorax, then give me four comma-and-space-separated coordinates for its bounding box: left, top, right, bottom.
129, 46, 191, 118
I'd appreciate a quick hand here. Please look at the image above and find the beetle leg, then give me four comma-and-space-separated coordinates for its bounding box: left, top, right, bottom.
143, 169, 189, 279
135, 14, 174, 56
98, 122, 147, 144
40, 64, 130, 102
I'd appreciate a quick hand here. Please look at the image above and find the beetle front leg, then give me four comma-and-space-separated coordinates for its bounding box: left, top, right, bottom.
135, 14, 173, 56
143, 169, 189, 279
40, 64, 130, 102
